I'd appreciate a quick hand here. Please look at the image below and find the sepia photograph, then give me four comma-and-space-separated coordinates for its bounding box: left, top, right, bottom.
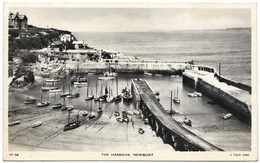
3, 2, 257, 161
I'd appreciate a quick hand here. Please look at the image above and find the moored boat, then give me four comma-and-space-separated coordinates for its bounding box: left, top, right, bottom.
138, 128, 145, 134
193, 92, 202, 97
32, 121, 42, 128
184, 116, 192, 126
223, 113, 232, 120
116, 117, 123, 123
63, 113, 80, 131
8, 120, 20, 126
24, 96, 36, 104
114, 111, 120, 116
187, 93, 196, 98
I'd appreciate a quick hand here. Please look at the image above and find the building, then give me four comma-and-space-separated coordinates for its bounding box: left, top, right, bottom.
9, 12, 28, 29
60, 34, 73, 42
50, 41, 63, 52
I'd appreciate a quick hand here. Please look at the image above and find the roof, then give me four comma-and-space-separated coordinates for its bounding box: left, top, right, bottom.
72, 41, 84, 44
51, 41, 62, 45
10, 14, 27, 20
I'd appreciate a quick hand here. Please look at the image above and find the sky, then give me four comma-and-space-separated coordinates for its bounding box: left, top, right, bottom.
7, 4, 252, 32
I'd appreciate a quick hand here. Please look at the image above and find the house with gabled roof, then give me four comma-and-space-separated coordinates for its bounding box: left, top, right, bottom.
9, 12, 28, 29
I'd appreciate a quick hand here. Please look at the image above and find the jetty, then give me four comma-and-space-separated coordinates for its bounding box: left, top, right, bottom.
183, 65, 251, 125
131, 78, 223, 151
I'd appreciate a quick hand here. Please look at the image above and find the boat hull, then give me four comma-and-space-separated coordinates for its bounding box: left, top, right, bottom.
63, 121, 80, 131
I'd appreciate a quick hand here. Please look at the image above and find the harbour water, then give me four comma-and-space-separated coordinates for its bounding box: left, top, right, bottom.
8, 73, 251, 151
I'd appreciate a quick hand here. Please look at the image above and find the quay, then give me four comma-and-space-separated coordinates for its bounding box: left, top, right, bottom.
131, 78, 223, 151
182, 65, 251, 125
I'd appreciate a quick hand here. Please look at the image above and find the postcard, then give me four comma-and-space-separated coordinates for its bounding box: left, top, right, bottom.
3, 2, 257, 161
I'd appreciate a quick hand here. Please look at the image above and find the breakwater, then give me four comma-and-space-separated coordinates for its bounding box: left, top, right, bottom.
131, 78, 223, 151
65, 59, 187, 75
183, 65, 251, 126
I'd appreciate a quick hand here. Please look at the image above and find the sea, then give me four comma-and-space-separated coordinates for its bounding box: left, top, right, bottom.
8, 30, 252, 151
74, 30, 252, 86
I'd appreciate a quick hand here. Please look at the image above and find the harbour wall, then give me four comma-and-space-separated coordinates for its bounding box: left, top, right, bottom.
215, 73, 251, 94
183, 73, 251, 126
65, 60, 187, 75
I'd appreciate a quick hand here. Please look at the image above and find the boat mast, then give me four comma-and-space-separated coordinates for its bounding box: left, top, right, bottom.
116, 77, 118, 96
40, 93, 42, 103
96, 82, 98, 97
177, 87, 178, 98
171, 90, 173, 114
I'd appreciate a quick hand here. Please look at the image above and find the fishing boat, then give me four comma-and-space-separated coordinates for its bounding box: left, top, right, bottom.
122, 87, 133, 103
85, 87, 94, 100
184, 116, 192, 126
32, 121, 42, 128
49, 89, 62, 93
173, 88, 180, 104
37, 93, 50, 107
24, 96, 37, 104
155, 74, 163, 77
122, 111, 129, 122
46, 79, 59, 82
138, 128, 145, 134
193, 92, 202, 97
116, 117, 123, 123
60, 82, 70, 97
114, 77, 122, 102
177, 119, 184, 125
81, 111, 88, 116
94, 82, 99, 101
42, 80, 58, 91
106, 87, 114, 103
223, 113, 232, 120
127, 110, 134, 116
8, 120, 20, 126
88, 100, 96, 118
63, 113, 80, 131
52, 92, 62, 109
133, 110, 140, 115
187, 93, 196, 98
144, 71, 153, 76
98, 64, 117, 80
74, 76, 88, 86
99, 86, 108, 102
66, 86, 80, 98
114, 111, 120, 116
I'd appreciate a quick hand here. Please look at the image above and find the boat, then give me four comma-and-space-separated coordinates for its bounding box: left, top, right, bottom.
37, 93, 50, 107
144, 118, 149, 124
123, 117, 129, 123
138, 128, 145, 134
8, 120, 20, 126
187, 93, 196, 98
94, 82, 100, 101
99, 85, 108, 102
144, 71, 153, 76
81, 111, 88, 116
89, 100, 96, 118
173, 88, 180, 104
49, 89, 62, 93
42, 80, 58, 91
85, 87, 94, 100
184, 116, 192, 126
122, 111, 129, 122
133, 110, 140, 115
193, 92, 202, 97
97, 107, 103, 113
116, 117, 123, 123
46, 79, 59, 82
127, 110, 134, 116
155, 73, 161, 76
32, 121, 42, 128
122, 87, 133, 103
223, 113, 232, 120
24, 96, 37, 104
74, 76, 88, 86
52, 92, 62, 109
106, 87, 114, 103
66, 86, 80, 98
98, 64, 117, 80
60, 82, 70, 97
114, 77, 122, 102
114, 111, 120, 116
63, 113, 80, 131
177, 119, 184, 125
67, 105, 74, 111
